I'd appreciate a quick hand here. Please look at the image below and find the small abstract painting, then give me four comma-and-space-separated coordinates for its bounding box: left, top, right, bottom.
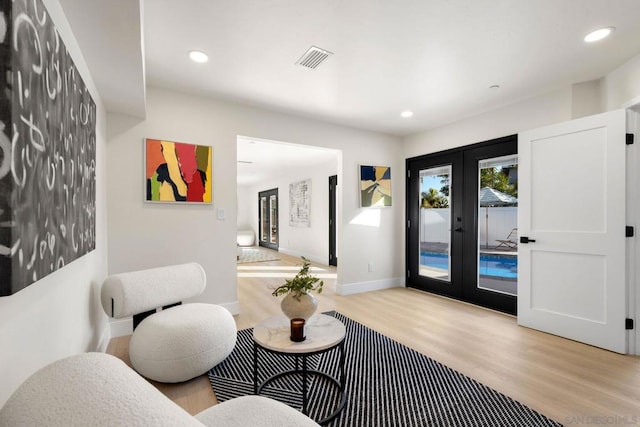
289, 179, 310, 227
0, 0, 97, 296
145, 139, 212, 203
360, 165, 392, 207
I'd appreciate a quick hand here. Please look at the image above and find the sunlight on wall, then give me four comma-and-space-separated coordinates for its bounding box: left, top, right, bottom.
349, 209, 381, 227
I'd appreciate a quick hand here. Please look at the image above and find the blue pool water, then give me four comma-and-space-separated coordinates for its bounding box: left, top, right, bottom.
420, 252, 517, 279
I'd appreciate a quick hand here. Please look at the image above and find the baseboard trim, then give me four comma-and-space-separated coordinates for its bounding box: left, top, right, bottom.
96, 324, 112, 353
109, 317, 133, 338
337, 277, 403, 296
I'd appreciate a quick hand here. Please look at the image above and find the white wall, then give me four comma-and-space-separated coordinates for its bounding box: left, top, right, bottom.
404, 51, 640, 160
602, 52, 640, 110
107, 87, 404, 322
242, 158, 338, 264
571, 80, 603, 119
0, 0, 109, 406
404, 87, 573, 158
237, 185, 254, 232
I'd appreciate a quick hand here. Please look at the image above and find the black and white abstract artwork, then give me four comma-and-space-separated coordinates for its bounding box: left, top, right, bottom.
0, 0, 96, 296
289, 179, 310, 227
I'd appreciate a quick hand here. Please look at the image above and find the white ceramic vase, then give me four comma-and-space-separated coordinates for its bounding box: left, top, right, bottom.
280, 292, 318, 320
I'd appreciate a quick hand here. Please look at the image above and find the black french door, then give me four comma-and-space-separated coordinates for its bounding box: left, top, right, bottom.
258, 188, 278, 250
329, 175, 338, 267
406, 135, 517, 314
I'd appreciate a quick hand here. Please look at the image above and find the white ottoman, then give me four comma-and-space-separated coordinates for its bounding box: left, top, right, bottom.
129, 303, 237, 383
237, 230, 255, 247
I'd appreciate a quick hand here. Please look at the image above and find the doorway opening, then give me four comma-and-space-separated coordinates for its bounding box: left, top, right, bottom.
236, 135, 341, 268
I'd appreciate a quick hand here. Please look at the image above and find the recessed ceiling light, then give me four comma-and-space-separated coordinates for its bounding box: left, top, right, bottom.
188, 50, 209, 63
401, 111, 414, 118
584, 27, 615, 43
489, 84, 500, 90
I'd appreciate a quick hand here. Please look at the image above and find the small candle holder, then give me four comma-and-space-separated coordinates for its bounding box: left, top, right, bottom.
290, 318, 306, 342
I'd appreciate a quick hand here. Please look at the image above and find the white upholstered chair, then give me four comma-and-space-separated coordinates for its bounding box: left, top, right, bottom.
100, 262, 237, 383
0, 352, 320, 427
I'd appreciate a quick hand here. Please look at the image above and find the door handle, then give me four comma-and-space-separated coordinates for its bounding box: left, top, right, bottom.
520, 236, 536, 244
454, 227, 463, 232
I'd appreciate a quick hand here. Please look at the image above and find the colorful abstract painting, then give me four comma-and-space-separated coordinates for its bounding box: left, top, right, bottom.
360, 165, 392, 207
145, 139, 212, 203
0, 0, 97, 296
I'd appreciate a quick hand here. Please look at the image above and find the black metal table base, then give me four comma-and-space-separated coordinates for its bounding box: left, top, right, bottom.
253, 341, 347, 425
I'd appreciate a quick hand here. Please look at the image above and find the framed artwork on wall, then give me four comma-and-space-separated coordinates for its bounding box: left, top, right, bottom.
0, 0, 97, 296
359, 165, 392, 207
145, 139, 212, 203
289, 179, 311, 227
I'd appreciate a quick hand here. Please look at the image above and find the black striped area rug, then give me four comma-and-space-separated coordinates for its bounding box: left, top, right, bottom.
208, 312, 561, 427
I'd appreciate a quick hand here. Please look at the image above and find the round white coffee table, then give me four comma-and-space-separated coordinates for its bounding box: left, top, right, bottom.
252, 314, 347, 425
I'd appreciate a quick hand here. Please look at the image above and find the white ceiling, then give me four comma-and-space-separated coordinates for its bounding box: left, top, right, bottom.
59, 1, 640, 135
59, 1, 640, 183
142, 0, 640, 136
237, 137, 339, 187
58, 0, 146, 117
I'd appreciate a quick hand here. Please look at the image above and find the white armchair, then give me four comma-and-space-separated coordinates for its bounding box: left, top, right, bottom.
0, 352, 320, 427
100, 263, 237, 383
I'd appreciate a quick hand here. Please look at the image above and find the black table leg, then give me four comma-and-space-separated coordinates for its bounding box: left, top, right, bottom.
252, 336, 347, 425
302, 355, 308, 415
253, 342, 258, 395
339, 340, 346, 390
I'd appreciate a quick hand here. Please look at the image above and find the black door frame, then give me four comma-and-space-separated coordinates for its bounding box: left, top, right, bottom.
406, 135, 517, 314
329, 175, 338, 266
406, 151, 464, 298
258, 188, 278, 250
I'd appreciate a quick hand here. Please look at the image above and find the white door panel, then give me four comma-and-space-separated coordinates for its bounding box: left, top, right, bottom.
518, 109, 627, 354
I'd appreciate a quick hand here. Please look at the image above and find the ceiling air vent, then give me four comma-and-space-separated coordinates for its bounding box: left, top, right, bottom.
295, 46, 333, 70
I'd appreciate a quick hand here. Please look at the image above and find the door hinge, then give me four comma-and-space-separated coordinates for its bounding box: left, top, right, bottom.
407, 270, 410, 278
407, 219, 411, 228
626, 133, 634, 145
626, 318, 634, 330
407, 170, 411, 178
626, 226, 634, 237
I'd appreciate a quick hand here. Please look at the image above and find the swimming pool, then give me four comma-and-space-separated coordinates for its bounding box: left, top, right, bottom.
420, 252, 517, 279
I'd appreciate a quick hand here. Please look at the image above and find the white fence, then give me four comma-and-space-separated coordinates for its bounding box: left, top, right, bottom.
420, 207, 517, 248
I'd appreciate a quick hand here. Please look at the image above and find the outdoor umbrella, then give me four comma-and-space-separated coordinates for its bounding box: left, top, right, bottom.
479, 187, 517, 248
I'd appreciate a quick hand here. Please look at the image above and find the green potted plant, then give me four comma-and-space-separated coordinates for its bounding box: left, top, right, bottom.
272, 257, 323, 320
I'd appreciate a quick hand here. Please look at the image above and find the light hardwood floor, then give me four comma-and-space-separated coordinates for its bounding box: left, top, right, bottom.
108, 250, 640, 424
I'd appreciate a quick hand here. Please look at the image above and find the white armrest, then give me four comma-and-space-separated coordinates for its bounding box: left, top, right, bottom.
0, 353, 203, 426
195, 395, 321, 427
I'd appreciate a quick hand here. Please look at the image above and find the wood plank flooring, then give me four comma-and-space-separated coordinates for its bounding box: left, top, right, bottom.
107, 249, 640, 423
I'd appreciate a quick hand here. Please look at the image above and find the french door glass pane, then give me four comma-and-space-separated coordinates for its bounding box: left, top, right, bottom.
477, 155, 518, 295
419, 165, 452, 282
260, 197, 268, 242
269, 195, 277, 244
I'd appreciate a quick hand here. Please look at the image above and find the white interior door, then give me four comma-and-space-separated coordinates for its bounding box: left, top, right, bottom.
518, 109, 627, 354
